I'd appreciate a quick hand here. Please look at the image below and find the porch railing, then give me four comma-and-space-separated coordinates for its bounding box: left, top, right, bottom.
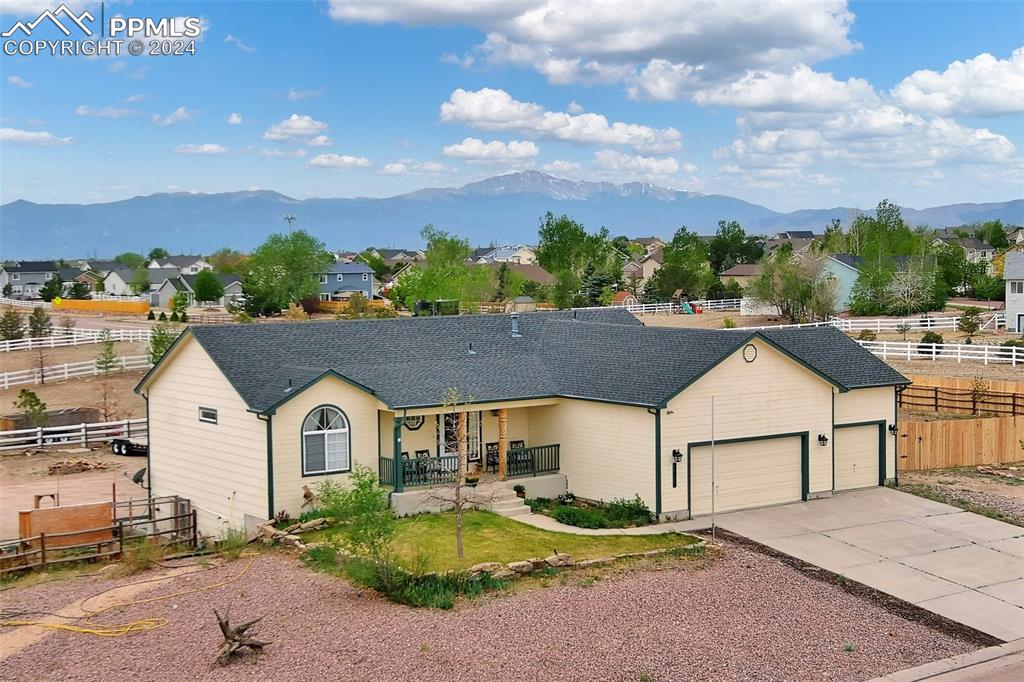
378, 444, 560, 488
507, 444, 560, 478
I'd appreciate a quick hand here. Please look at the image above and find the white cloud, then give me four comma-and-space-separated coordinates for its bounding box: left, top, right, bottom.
224, 33, 255, 52
173, 143, 228, 154
76, 104, 132, 119
593, 149, 680, 177
288, 86, 326, 101
0, 128, 73, 145
226, 112, 243, 125
260, 148, 307, 158
123, 94, 145, 103
692, 64, 878, 112
892, 47, 1024, 117
152, 106, 193, 126
440, 88, 682, 152
307, 134, 333, 147
25, 118, 45, 127
566, 101, 583, 114
442, 137, 540, 162
262, 114, 329, 142
380, 159, 449, 175
542, 159, 581, 173
7, 75, 32, 89
308, 153, 372, 169
441, 52, 474, 68
330, 1, 858, 94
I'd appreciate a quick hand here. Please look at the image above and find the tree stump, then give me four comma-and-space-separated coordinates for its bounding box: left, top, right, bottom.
213, 607, 270, 666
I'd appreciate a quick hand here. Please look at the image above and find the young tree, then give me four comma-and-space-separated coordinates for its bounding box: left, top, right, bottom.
886, 262, 930, 316
95, 329, 118, 420
708, 220, 762, 274
14, 389, 48, 427
130, 267, 151, 295
192, 270, 225, 305
0, 309, 25, 340
2, 283, 11, 297
148, 322, 179, 364
114, 252, 145, 267
209, 247, 247, 274
67, 281, 92, 299
395, 226, 495, 310
27, 307, 52, 337
171, 291, 190, 316
957, 306, 982, 342
748, 252, 836, 323
243, 230, 333, 313
39, 275, 63, 302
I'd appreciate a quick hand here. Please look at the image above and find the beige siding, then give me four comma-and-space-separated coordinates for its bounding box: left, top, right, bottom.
145, 336, 267, 537
834, 425, 879, 490
661, 339, 834, 517
271, 376, 381, 516
690, 437, 803, 515
527, 399, 655, 509
835, 387, 896, 481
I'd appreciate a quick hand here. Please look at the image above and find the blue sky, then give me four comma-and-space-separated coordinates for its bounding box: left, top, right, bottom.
0, 0, 1021, 211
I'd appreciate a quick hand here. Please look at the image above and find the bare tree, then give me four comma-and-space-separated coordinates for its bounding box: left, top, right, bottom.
887, 262, 928, 316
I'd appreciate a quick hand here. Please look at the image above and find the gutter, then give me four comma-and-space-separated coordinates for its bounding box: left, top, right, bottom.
257, 413, 275, 520
648, 407, 661, 517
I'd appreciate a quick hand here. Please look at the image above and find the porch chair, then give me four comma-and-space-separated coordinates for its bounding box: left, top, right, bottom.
485, 442, 500, 473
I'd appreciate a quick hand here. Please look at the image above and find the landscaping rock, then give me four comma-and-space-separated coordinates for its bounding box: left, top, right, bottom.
574, 557, 614, 568
467, 562, 504, 574
489, 568, 517, 580
507, 560, 533, 574
545, 553, 573, 567
528, 557, 547, 569
299, 518, 328, 531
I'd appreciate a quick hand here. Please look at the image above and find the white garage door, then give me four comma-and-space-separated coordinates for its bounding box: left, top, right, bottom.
834, 425, 879, 491
690, 436, 803, 516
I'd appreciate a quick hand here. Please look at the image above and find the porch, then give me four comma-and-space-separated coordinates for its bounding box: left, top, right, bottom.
376, 401, 562, 492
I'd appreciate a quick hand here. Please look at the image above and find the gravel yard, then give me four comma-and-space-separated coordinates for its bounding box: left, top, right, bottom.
886, 359, 1024, 380
900, 465, 1024, 526
0, 541, 978, 682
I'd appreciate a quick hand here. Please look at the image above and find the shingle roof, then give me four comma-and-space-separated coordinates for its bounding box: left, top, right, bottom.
180, 273, 241, 289
160, 255, 207, 267
155, 310, 906, 413
3, 260, 58, 272
325, 262, 374, 275
481, 262, 555, 285
1004, 252, 1024, 280
938, 237, 993, 251
720, 263, 762, 277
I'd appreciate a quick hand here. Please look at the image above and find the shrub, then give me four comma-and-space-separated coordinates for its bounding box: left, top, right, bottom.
526, 497, 553, 513
552, 505, 607, 529
338, 556, 509, 609
1000, 339, 1024, 359
318, 466, 395, 559
919, 331, 943, 357
169, 310, 179, 322
856, 329, 876, 341
147, 310, 156, 320
179, 311, 188, 323
605, 495, 655, 527
158, 311, 168, 321
234, 311, 254, 323
218, 527, 249, 560
722, 316, 736, 329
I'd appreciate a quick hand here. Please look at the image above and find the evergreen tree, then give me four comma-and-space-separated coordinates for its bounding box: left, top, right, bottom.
95, 329, 117, 373
0, 309, 24, 340
27, 307, 52, 337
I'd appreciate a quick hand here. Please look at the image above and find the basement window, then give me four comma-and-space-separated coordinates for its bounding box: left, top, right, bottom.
198, 406, 218, 424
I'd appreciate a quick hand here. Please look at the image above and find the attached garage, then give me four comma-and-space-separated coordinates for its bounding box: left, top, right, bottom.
834, 422, 883, 491
688, 434, 808, 516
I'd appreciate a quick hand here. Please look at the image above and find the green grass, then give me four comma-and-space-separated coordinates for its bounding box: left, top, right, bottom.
309, 510, 698, 572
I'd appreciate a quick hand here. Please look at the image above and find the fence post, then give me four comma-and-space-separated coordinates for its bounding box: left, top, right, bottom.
82, 423, 88, 446
983, 345, 989, 366
957, 345, 962, 363
190, 509, 198, 549
934, 387, 939, 412
39, 532, 47, 569
117, 522, 125, 558
37, 426, 43, 447
127, 419, 132, 439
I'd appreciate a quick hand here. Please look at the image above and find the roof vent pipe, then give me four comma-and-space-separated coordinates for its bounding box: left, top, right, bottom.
510, 312, 521, 338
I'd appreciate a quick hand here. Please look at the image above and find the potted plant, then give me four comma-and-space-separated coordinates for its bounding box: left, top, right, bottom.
513, 484, 526, 499
464, 472, 480, 488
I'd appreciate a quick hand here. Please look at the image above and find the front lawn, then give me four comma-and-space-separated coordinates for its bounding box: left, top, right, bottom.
310, 510, 697, 572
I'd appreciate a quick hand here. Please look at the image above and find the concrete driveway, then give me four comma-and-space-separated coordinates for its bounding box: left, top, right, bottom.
713, 487, 1024, 642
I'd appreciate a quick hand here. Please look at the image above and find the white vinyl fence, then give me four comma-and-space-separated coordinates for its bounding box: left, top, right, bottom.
0, 417, 147, 451
0, 355, 151, 389
574, 298, 743, 315
856, 340, 1024, 366
1, 329, 152, 352
0, 297, 51, 309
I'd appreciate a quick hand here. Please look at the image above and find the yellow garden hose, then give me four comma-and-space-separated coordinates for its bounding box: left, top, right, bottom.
0, 554, 256, 637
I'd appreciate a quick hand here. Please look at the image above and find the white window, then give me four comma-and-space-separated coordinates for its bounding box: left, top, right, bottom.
12, 285, 22, 293
337, 274, 343, 282
44, 273, 52, 280
1012, 281, 1024, 295
319, 275, 327, 284
198, 406, 218, 424
362, 273, 368, 281
11, 273, 19, 280
302, 406, 350, 475
189, 266, 198, 273
318, 293, 330, 301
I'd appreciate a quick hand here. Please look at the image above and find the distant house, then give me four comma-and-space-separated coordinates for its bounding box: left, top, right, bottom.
155, 273, 243, 309
718, 263, 763, 288
772, 231, 816, 240
622, 260, 644, 290
632, 236, 665, 254
104, 267, 180, 296
481, 261, 555, 286
1007, 228, 1024, 245
820, 254, 914, 312
765, 237, 816, 256
611, 290, 639, 306
638, 248, 664, 285
471, 244, 537, 265
149, 255, 212, 274
366, 248, 424, 263
0, 261, 60, 299
931, 237, 994, 273
318, 262, 376, 301
1005, 252, 1024, 333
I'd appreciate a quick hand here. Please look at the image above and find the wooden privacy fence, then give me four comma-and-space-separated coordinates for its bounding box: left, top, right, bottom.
898, 416, 1024, 471
899, 385, 1024, 417
905, 373, 1024, 395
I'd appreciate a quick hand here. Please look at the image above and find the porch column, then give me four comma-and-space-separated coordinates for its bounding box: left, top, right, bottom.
393, 416, 404, 493
497, 408, 508, 481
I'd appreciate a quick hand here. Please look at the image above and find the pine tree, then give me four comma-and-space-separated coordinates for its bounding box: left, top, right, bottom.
95, 329, 117, 373
27, 307, 52, 337
0, 309, 25, 340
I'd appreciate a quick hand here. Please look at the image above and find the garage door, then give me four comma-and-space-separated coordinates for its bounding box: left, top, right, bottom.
690, 436, 803, 516
834, 425, 880, 491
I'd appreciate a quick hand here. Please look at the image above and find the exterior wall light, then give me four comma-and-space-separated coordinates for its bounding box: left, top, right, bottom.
817, 434, 829, 447
888, 424, 898, 436
672, 449, 683, 463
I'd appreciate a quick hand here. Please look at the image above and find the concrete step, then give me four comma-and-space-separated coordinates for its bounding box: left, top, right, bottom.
494, 505, 532, 518
490, 499, 527, 512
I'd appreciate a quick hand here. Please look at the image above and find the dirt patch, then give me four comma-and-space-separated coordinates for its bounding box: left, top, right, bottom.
637, 310, 777, 329
900, 464, 1024, 526
0, 370, 147, 420
46, 459, 110, 476
1, 342, 148, 372
887, 359, 1024, 380
0, 542, 979, 681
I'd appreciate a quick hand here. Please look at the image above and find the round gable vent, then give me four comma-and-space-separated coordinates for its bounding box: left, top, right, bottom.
743, 344, 757, 363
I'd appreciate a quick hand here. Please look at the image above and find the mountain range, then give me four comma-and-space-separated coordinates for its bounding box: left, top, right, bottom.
1, 171, 1021, 259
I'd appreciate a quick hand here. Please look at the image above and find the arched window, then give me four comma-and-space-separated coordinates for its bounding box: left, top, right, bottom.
302, 406, 350, 475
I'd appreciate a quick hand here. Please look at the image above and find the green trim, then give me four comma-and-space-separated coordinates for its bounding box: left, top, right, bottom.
261, 414, 275, 520
258, 369, 382, 416
894, 388, 900, 485
393, 412, 405, 493
657, 332, 848, 408
299, 404, 353, 478
143, 394, 152, 497
835, 419, 886, 487
831, 391, 836, 491
649, 408, 661, 516
686, 431, 810, 520
394, 392, 654, 411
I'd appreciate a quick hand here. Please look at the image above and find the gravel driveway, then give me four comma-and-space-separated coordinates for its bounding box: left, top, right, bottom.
0, 541, 977, 682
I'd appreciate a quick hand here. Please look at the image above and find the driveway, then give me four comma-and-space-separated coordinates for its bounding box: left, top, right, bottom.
713, 487, 1024, 642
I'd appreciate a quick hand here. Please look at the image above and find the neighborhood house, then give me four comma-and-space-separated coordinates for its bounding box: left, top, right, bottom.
317, 261, 376, 300
137, 310, 908, 537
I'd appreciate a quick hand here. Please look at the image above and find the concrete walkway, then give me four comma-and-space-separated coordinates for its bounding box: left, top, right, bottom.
869, 638, 1024, 681
512, 488, 1023, 641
